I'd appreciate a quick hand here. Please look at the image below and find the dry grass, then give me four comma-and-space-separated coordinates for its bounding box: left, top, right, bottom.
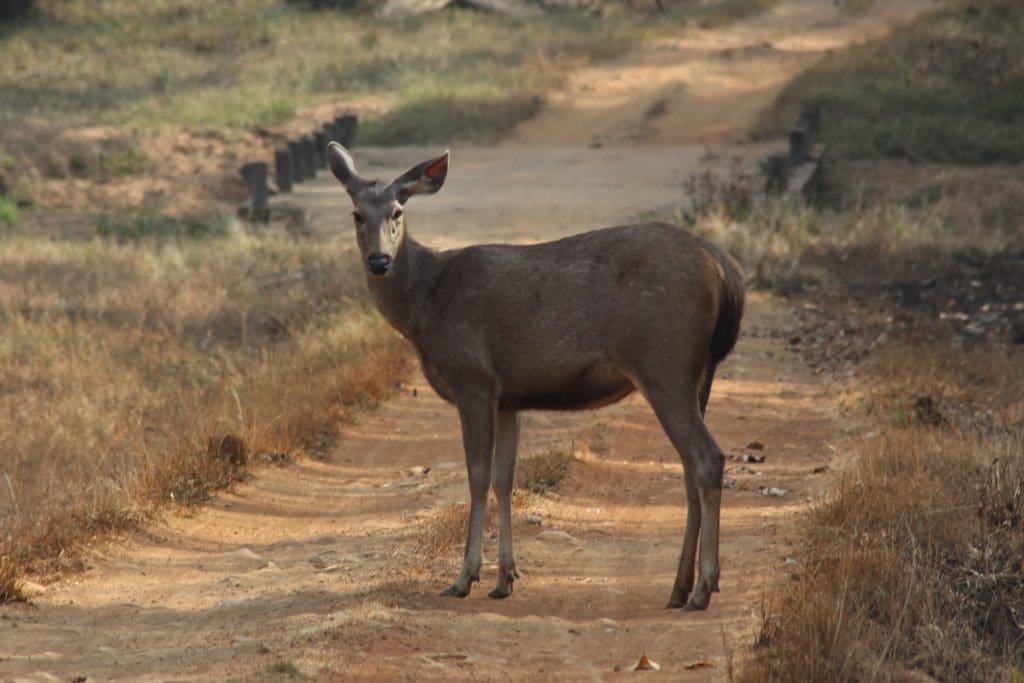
515, 446, 576, 494
0, 225, 409, 600
692, 196, 1018, 289
741, 342, 1024, 682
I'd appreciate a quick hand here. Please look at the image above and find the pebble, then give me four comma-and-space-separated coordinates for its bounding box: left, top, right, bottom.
526, 514, 543, 525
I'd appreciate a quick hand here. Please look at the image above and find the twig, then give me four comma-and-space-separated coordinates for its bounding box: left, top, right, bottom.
3, 472, 19, 516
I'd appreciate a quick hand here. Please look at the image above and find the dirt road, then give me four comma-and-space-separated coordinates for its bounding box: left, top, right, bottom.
1, 2, 930, 680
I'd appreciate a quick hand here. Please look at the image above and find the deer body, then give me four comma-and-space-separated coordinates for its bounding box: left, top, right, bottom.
327, 143, 744, 610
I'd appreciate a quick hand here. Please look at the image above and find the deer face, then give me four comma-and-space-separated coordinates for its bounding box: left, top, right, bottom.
350, 188, 405, 277
326, 143, 448, 279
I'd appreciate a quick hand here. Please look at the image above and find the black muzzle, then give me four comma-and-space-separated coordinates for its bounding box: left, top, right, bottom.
367, 253, 392, 277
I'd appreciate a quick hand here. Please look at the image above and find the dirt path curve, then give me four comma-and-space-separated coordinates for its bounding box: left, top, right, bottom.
1, 2, 930, 681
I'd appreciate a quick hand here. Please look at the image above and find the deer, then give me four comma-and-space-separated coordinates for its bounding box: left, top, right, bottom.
325, 142, 744, 611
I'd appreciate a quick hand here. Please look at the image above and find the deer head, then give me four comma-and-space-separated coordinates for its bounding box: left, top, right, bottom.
326, 142, 449, 278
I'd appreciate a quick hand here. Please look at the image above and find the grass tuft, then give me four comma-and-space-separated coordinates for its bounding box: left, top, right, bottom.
515, 447, 575, 494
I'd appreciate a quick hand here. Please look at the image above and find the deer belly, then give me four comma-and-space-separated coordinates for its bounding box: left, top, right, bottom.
499, 366, 635, 411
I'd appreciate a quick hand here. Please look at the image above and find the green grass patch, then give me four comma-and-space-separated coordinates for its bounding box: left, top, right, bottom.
0, 197, 17, 230
756, 0, 1024, 164
94, 207, 230, 241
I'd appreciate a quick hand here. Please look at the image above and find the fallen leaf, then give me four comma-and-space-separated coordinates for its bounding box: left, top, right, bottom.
626, 653, 661, 671
684, 659, 714, 670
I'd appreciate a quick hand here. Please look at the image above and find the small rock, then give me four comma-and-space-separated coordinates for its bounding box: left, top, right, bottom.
739, 453, 766, 464
96, 646, 116, 655
758, 486, 788, 498
536, 529, 576, 544
745, 440, 765, 450
597, 617, 620, 632
526, 514, 543, 525
408, 466, 430, 477
258, 642, 276, 654
812, 465, 830, 474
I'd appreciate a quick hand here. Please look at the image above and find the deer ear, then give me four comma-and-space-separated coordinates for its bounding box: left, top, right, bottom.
326, 142, 368, 200
391, 151, 449, 204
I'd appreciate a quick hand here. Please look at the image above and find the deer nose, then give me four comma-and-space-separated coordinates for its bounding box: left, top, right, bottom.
366, 253, 392, 276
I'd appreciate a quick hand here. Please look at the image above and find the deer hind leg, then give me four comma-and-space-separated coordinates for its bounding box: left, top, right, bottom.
488, 410, 521, 599
440, 399, 496, 598
664, 364, 716, 607
666, 467, 701, 608
640, 377, 725, 611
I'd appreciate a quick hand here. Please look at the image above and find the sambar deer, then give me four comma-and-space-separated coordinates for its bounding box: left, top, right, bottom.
326, 143, 744, 611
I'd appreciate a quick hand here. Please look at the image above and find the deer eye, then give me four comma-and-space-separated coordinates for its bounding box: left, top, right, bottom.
352, 211, 364, 224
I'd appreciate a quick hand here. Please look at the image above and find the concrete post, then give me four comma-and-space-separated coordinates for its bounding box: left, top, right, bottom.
274, 149, 292, 193
239, 161, 269, 221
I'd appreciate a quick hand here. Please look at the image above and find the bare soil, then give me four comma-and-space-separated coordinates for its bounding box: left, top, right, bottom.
0, 1, 934, 680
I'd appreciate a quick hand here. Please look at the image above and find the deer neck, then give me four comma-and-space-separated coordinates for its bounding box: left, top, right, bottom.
366, 234, 439, 342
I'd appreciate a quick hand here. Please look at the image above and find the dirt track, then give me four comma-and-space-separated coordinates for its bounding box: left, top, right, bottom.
1, 2, 931, 680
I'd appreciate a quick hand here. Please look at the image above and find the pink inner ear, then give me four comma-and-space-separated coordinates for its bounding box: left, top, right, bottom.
424, 157, 446, 180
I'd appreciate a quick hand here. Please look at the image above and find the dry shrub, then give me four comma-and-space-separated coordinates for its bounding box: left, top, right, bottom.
515, 447, 575, 494
744, 345, 1024, 682
417, 503, 469, 558
0, 230, 409, 599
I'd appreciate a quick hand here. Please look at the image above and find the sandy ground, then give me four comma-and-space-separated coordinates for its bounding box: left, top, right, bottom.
0, 1, 932, 681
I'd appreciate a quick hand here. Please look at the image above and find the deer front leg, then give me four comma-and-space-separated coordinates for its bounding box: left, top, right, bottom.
488, 410, 521, 599
440, 399, 496, 598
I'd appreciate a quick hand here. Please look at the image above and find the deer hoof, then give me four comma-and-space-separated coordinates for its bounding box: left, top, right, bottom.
681, 598, 709, 612
487, 586, 512, 599
439, 584, 470, 598
665, 598, 687, 609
